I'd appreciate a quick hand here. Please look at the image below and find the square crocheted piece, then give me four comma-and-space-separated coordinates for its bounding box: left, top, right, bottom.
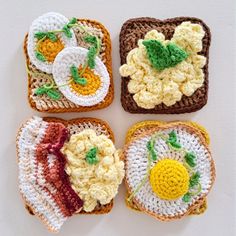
16, 117, 119, 232
120, 17, 211, 114
24, 18, 113, 112
123, 121, 215, 221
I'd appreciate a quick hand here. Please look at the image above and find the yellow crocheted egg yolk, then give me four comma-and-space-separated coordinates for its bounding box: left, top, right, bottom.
70, 66, 101, 96
38, 38, 64, 62
150, 159, 189, 200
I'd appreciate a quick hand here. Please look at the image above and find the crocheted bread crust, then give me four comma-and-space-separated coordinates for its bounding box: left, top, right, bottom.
123, 122, 216, 221
24, 19, 114, 112
16, 117, 115, 222
125, 120, 210, 215
120, 17, 211, 114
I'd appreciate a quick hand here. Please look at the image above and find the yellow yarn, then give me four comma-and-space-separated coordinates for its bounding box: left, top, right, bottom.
150, 159, 189, 200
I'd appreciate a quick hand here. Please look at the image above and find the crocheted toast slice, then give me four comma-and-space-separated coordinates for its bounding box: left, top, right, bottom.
120, 17, 211, 114
16, 117, 116, 232
24, 17, 113, 113
124, 121, 216, 221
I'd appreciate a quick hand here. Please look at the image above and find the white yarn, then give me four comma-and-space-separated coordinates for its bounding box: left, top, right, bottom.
17, 116, 67, 232
52, 46, 110, 106
125, 126, 213, 218
27, 12, 77, 74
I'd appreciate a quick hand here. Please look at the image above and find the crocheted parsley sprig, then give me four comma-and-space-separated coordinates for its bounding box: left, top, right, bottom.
142, 40, 188, 71
127, 130, 202, 203
85, 147, 99, 165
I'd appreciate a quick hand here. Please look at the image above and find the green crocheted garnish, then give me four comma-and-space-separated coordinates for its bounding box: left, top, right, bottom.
147, 139, 157, 161
70, 65, 87, 85
189, 172, 201, 188
142, 40, 188, 71
184, 152, 197, 167
35, 86, 61, 100
85, 147, 99, 165
35, 51, 46, 62
166, 131, 182, 149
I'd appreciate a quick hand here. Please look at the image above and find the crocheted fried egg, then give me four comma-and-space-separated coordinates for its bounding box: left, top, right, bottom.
27, 12, 77, 73
124, 124, 215, 220
52, 47, 110, 106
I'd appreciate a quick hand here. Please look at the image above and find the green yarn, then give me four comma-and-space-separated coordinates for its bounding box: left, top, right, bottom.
85, 147, 99, 165
182, 192, 191, 203
35, 51, 46, 62
35, 32, 57, 42
184, 152, 197, 167
142, 40, 188, 71
35, 85, 61, 100
166, 131, 182, 149
70, 65, 87, 85
62, 25, 72, 38
189, 172, 201, 188
147, 139, 157, 161
87, 46, 97, 69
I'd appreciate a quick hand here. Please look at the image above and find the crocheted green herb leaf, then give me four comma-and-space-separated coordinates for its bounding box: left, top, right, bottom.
34, 32, 47, 40
68, 17, 77, 26
182, 192, 191, 203
35, 51, 46, 62
189, 172, 201, 188
85, 147, 99, 165
142, 40, 188, 71
47, 32, 57, 42
147, 140, 157, 161
62, 25, 72, 38
84, 35, 97, 45
166, 131, 181, 149
87, 46, 97, 69
70, 65, 87, 85
35, 86, 47, 95
46, 89, 61, 100
184, 152, 197, 167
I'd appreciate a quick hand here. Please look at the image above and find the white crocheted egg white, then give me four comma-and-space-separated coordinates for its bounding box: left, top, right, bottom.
52, 47, 110, 106
27, 12, 77, 73
125, 126, 214, 218
17, 116, 67, 232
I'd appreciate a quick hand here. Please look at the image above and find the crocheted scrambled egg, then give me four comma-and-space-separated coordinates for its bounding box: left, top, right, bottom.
119, 22, 206, 109
61, 129, 124, 212
70, 66, 101, 96
150, 159, 189, 200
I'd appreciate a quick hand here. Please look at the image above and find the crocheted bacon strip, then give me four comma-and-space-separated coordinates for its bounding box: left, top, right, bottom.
16, 116, 83, 232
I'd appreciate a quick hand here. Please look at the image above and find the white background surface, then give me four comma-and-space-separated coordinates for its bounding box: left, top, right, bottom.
0, 0, 235, 235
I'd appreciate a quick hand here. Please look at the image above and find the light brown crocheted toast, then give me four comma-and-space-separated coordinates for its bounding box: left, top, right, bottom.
24, 19, 114, 113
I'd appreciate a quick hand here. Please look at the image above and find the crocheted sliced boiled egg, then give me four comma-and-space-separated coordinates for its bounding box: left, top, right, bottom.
124, 123, 215, 220
52, 47, 110, 106
27, 12, 77, 73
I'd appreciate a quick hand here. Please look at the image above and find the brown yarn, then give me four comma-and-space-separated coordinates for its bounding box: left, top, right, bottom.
120, 17, 211, 114
18, 117, 115, 215
24, 19, 114, 113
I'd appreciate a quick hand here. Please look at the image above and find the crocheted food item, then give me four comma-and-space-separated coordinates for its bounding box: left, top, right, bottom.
61, 129, 125, 212
124, 121, 215, 220
120, 17, 211, 114
16, 116, 123, 232
52, 47, 110, 106
24, 12, 113, 112
150, 159, 189, 200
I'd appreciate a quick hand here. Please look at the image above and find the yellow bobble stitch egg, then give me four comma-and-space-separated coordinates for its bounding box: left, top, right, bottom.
150, 159, 189, 200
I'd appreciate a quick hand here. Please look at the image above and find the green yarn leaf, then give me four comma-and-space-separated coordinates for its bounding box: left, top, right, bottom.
147, 140, 157, 161
85, 147, 99, 165
68, 17, 77, 26
87, 46, 97, 69
62, 25, 72, 38
142, 40, 188, 71
70, 65, 87, 85
46, 89, 61, 100
47, 32, 57, 42
35, 86, 47, 95
35, 51, 46, 62
189, 172, 201, 188
184, 152, 197, 167
182, 192, 191, 203
84, 35, 97, 45
166, 131, 181, 149
34, 32, 47, 40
